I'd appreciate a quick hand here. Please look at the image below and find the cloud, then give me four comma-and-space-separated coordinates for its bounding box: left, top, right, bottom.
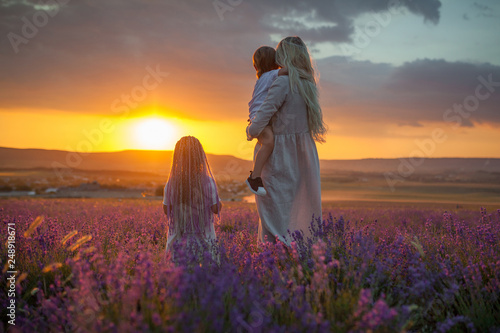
317, 57, 500, 130
254, 0, 442, 43
473, 2, 493, 12
471, 1, 499, 18
6, 0, 495, 134
0, 0, 444, 121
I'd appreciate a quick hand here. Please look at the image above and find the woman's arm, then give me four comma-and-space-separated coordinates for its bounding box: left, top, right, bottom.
247, 76, 288, 139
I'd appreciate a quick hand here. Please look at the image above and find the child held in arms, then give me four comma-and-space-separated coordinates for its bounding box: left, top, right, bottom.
246, 46, 287, 196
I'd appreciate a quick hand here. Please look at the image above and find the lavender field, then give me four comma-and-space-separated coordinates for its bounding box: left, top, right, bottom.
1, 198, 499, 332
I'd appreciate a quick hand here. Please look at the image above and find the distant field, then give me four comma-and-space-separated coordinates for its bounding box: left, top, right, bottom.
240, 178, 500, 205
1, 166, 500, 205
320, 178, 500, 205
2, 146, 500, 205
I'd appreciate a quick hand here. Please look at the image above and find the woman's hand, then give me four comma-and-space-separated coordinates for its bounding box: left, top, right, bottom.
246, 123, 254, 141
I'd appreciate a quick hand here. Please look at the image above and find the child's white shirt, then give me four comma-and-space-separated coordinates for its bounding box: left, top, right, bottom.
248, 69, 279, 120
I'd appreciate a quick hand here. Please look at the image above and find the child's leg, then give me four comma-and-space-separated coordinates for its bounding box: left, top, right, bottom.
252, 126, 274, 179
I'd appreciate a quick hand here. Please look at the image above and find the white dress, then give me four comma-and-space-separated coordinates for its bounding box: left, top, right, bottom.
163, 178, 219, 254
247, 75, 322, 245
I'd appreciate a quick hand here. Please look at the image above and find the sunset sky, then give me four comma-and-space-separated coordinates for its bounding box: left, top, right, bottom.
1, 0, 499, 160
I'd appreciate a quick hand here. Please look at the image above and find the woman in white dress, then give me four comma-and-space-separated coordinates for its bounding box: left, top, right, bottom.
246, 36, 326, 245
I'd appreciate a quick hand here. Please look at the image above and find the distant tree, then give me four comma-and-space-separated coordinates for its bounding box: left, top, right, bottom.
0, 185, 12, 192
15, 185, 31, 191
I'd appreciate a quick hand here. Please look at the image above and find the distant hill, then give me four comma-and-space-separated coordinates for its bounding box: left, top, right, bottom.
319, 158, 500, 174
1, 147, 500, 175
0, 147, 252, 177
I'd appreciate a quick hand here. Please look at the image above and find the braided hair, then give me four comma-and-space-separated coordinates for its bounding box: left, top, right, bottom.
164, 136, 219, 236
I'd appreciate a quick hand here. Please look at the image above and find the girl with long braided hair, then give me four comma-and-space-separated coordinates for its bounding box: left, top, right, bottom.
162, 136, 221, 258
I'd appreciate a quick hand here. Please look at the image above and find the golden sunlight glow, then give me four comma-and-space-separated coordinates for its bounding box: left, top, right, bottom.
4, 110, 500, 159
134, 117, 177, 150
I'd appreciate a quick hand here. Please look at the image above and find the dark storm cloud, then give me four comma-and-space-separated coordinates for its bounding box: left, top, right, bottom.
248, 0, 441, 43
0, 0, 443, 117
318, 57, 500, 127
5, 0, 497, 130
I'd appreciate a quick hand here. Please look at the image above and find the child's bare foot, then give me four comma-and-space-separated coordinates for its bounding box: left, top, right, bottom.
245, 171, 267, 196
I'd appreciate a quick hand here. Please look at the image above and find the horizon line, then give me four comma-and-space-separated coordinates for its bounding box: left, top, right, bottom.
1, 146, 499, 161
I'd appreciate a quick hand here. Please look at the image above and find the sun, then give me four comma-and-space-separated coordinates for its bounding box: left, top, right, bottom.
134, 117, 176, 150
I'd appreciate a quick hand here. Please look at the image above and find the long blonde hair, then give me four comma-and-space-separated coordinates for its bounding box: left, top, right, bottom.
275, 36, 327, 143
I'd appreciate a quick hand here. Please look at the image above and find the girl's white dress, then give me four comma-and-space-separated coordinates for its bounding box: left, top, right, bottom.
246, 75, 322, 245
163, 177, 219, 253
